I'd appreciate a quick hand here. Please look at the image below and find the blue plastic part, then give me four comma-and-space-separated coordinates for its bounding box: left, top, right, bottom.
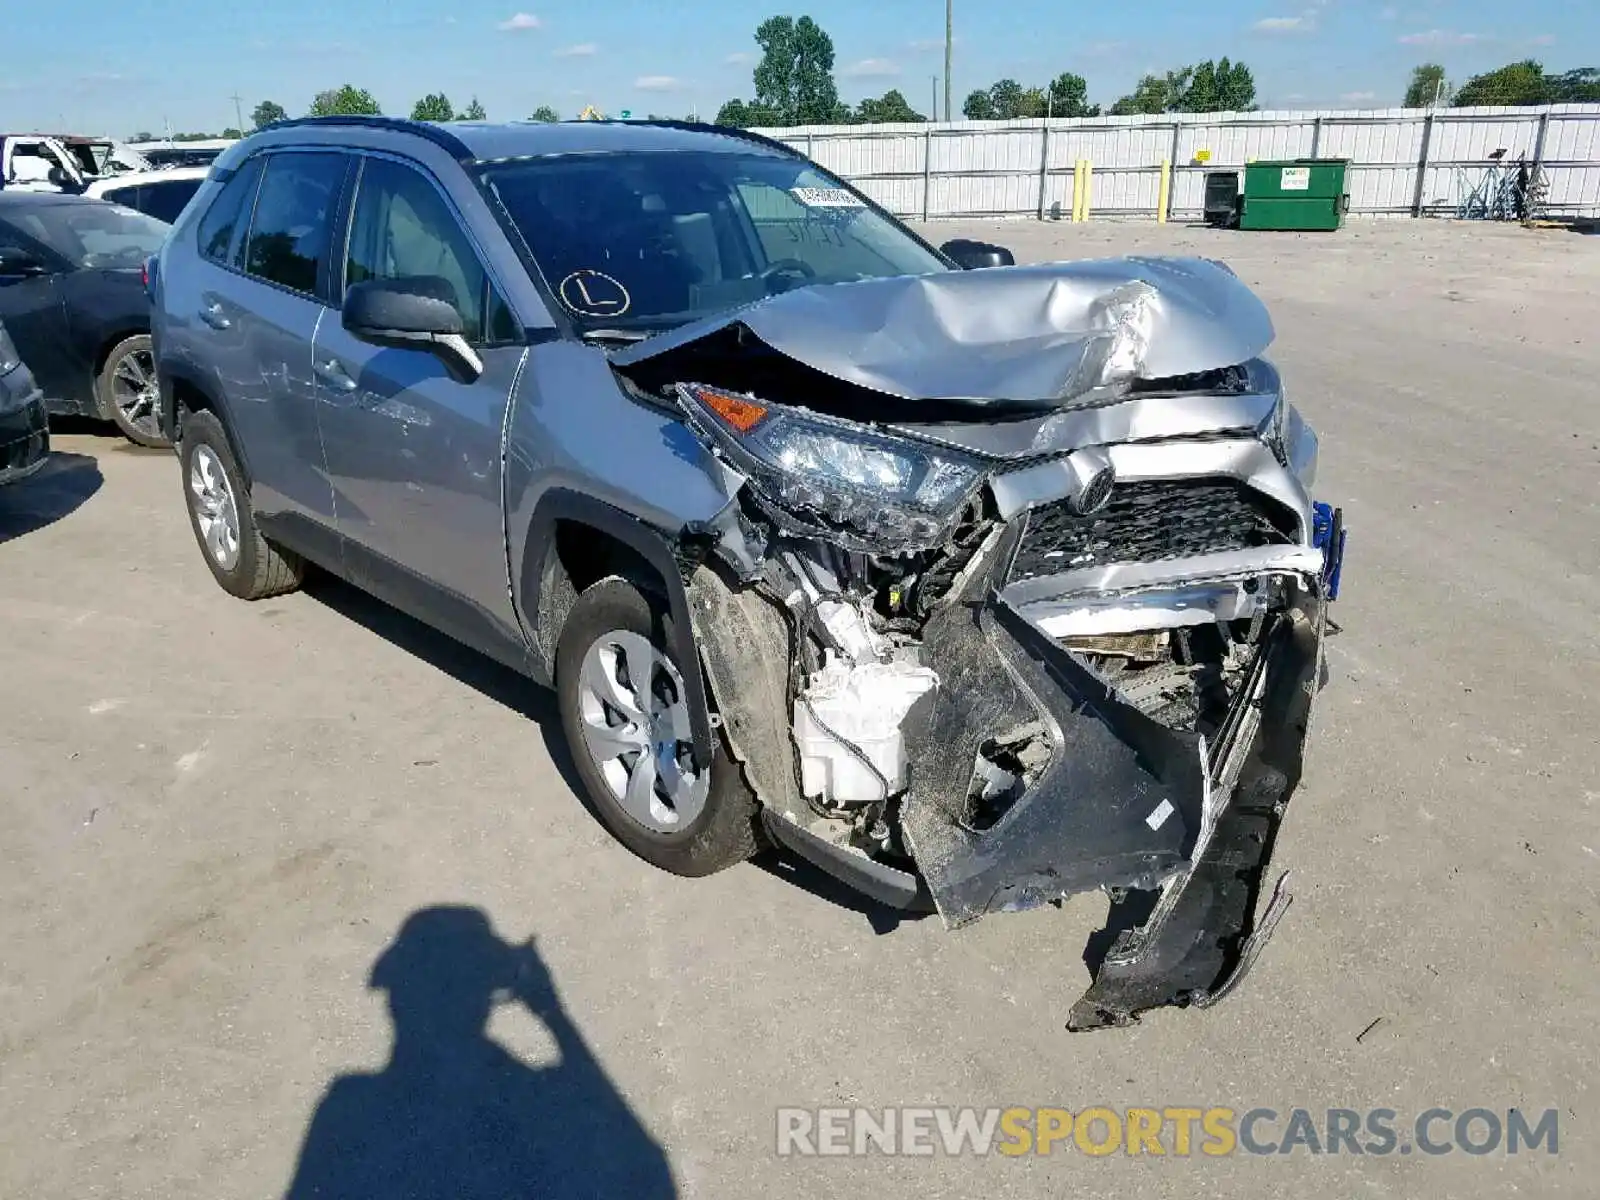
1311, 501, 1346, 601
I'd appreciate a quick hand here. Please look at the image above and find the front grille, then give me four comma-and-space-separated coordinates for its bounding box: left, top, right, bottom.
1010, 478, 1296, 581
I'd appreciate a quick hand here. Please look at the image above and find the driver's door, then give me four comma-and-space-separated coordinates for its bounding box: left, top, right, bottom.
314, 154, 529, 660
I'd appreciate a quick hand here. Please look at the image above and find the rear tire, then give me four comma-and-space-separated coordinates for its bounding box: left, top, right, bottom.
179, 409, 303, 600
556, 577, 760, 877
98, 334, 170, 448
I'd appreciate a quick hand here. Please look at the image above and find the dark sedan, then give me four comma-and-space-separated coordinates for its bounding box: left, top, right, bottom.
0, 192, 170, 446
0, 317, 48, 484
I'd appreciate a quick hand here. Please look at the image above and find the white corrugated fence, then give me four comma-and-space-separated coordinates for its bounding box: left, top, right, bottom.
756, 104, 1600, 221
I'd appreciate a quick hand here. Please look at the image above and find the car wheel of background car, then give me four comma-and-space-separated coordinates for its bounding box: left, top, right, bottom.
97, 334, 170, 448
556, 577, 761, 877
179, 409, 303, 600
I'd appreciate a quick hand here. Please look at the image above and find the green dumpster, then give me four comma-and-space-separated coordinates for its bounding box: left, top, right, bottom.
1239, 158, 1349, 231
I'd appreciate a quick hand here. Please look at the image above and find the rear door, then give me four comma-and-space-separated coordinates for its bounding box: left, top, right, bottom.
202, 149, 351, 534
313, 153, 528, 656
0, 220, 74, 403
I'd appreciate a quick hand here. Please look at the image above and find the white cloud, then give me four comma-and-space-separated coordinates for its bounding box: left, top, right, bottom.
1529, 33, 1556, 47
634, 75, 684, 92
496, 12, 541, 31
842, 58, 901, 79
1254, 15, 1311, 32
1398, 29, 1483, 46
1341, 91, 1378, 102
725, 51, 753, 65
554, 43, 598, 57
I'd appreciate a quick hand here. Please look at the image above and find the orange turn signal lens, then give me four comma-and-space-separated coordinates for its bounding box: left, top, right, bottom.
696, 387, 769, 434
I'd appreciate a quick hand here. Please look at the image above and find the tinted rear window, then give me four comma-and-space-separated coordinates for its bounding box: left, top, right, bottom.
243, 152, 346, 295
139, 178, 204, 225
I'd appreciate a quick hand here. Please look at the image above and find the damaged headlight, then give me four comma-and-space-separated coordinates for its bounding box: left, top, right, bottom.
676, 383, 985, 546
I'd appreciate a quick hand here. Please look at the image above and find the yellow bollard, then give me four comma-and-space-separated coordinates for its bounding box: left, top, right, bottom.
1081, 160, 1094, 222
1157, 158, 1172, 223
1071, 160, 1084, 222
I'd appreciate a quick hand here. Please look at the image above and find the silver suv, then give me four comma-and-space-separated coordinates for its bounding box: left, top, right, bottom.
150, 117, 1345, 1029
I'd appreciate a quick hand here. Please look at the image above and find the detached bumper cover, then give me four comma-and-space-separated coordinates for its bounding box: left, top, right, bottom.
900, 517, 1340, 1028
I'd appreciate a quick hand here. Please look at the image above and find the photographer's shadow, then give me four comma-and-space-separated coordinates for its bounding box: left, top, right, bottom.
286, 906, 675, 1199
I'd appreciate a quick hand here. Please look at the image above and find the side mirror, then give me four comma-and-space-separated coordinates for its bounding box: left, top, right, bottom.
0, 245, 48, 279
342, 277, 482, 381
940, 238, 1015, 270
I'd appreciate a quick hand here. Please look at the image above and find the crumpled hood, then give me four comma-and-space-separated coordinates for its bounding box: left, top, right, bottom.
611, 256, 1275, 405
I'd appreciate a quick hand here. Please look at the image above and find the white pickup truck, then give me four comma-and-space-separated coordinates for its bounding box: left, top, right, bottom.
0, 135, 148, 193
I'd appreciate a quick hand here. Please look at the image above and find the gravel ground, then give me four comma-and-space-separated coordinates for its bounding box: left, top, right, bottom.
1, 217, 1596, 1198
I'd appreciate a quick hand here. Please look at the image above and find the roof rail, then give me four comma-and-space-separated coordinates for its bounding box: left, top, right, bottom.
594, 119, 805, 159
259, 115, 475, 162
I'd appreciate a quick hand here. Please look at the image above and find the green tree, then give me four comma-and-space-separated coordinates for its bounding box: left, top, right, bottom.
855, 88, 924, 123
462, 96, 488, 120
987, 78, 1027, 118
528, 105, 560, 122
308, 85, 382, 117
714, 97, 782, 126
1045, 72, 1099, 117
961, 88, 996, 119
750, 15, 840, 124
1551, 68, 1600, 102
220, 127, 243, 139
411, 93, 455, 121
1180, 59, 1255, 112
1453, 59, 1549, 106
131, 131, 155, 142
1404, 63, 1449, 108
1110, 71, 1187, 115
251, 100, 288, 130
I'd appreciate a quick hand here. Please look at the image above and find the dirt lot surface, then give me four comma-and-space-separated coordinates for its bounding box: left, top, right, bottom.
2, 218, 1597, 1198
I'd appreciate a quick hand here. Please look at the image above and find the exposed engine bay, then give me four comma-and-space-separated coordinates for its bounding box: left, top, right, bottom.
613, 256, 1347, 1029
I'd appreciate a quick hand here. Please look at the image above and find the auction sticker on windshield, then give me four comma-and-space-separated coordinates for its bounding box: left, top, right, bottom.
790, 187, 865, 208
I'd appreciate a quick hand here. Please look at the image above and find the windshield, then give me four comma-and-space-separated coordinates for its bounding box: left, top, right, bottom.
3, 200, 168, 269
482, 150, 948, 332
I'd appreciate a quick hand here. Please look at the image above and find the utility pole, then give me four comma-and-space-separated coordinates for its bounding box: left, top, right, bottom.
931, 76, 939, 122
229, 92, 245, 132
943, 0, 953, 121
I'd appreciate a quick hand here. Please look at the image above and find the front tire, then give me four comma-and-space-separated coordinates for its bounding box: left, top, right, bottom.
556, 577, 760, 877
179, 409, 303, 600
98, 334, 170, 448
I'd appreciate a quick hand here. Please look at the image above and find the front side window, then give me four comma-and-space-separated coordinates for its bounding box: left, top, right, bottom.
198, 156, 264, 265
243, 152, 346, 295
482, 150, 948, 333
0, 200, 167, 269
345, 157, 502, 343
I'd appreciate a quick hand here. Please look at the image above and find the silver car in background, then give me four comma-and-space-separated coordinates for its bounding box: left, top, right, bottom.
149, 117, 1346, 1029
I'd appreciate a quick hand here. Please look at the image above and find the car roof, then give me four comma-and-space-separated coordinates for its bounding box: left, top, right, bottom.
253, 117, 797, 165
87, 167, 210, 191
0, 191, 114, 211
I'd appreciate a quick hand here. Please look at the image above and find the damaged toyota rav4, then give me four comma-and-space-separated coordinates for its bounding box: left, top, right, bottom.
150, 117, 1346, 1029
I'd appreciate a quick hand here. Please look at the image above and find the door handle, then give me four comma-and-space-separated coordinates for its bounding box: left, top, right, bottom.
198, 301, 230, 330
314, 357, 358, 392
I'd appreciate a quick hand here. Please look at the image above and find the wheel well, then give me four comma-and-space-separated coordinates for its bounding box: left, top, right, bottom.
529, 518, 670, 676
93, 328, 150, 380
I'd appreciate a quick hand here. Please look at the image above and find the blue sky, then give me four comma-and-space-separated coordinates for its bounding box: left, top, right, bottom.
3, 0, 1594, 135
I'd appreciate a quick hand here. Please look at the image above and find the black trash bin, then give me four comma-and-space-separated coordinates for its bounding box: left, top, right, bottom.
1203, 171, 1241, 228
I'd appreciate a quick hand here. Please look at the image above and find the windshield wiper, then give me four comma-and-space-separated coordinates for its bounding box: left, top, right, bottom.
580, 328, 653, 346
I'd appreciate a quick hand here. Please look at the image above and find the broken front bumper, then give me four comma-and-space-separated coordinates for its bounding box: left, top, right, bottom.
899, 519, 1337, 1028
